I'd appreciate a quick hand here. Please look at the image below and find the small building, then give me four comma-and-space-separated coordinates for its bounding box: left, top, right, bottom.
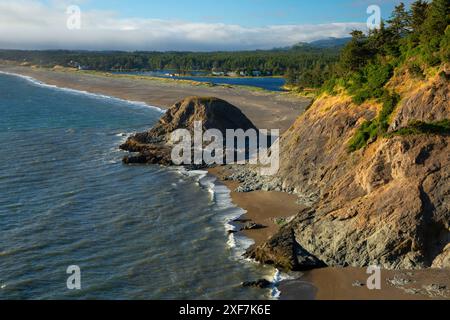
226, 71, 238, 77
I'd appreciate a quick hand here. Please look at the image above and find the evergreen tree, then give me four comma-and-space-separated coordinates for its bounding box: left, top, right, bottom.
420, 0, 450, 64
339, 31, 372, 73
388, 2, 412, 38
410, 0, 429, 33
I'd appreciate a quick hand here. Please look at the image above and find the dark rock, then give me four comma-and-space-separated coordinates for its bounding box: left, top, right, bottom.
352, 281, 365, 287
242, 279, 272, 289
244, 227, 326, 271
241, 222, 266, 231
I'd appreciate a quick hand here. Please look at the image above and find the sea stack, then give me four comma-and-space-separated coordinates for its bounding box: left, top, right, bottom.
120, 96, 257, 165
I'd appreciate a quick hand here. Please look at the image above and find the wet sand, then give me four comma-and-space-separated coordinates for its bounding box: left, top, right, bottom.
280, 267, 450, 300
0, 63, 310, 133
208, 166, 302, 245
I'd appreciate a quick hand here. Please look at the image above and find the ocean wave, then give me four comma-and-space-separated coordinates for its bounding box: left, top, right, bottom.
0, 71, 165, 113
184, 168, 285, 299
207, 175, 293, 300
269, 269, 294, 299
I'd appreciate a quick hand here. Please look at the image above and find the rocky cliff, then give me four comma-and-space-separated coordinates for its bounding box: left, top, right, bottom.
246, 65, 449, 271
120, 96, 257, 165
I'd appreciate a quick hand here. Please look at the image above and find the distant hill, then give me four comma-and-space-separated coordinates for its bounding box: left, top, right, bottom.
290, 37, 351, 50
309, 37, 352, 48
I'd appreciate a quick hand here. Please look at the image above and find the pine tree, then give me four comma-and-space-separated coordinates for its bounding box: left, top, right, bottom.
388, 2, 411, 38
410, 0, 429, 33
339, 31, 373, 73
420, 0, 450, 64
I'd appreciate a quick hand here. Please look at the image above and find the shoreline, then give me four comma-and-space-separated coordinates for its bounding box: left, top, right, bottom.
2, 68, 448, 300
0, 70, 290, 299
0, 70, 166, 114
207, 166, 302, 247
0, 63, 311, 133
202, 169, 296, 299
207, 165, 450, 300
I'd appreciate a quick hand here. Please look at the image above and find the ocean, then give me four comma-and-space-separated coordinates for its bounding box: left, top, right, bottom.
0, 72, 278, 300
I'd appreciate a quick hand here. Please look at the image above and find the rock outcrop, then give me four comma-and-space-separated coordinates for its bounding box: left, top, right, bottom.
120, 96, 257, 165
246, 66, 450, 270
244, 227, 326, 271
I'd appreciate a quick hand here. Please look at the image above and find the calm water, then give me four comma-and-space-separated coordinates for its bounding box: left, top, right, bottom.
0, 72, 276, 300
115, 71, 286, 92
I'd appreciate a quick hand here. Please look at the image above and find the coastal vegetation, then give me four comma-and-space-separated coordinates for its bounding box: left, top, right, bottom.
318, 0, 449, 151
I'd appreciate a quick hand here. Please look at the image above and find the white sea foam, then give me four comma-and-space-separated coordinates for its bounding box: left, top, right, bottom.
0, 71, 165, 113
187, 169, 288, 299
180, 168, 289, 299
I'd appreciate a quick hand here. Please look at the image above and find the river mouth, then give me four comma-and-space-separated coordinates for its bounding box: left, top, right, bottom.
112, 71, 287, 92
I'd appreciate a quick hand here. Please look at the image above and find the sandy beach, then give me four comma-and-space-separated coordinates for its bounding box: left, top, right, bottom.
0, 63, 310, 133
280, 267, 450, 300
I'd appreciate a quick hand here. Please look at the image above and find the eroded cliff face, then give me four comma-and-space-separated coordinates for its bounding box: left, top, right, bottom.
388, 65, 449, 131
247, 66, 449, 270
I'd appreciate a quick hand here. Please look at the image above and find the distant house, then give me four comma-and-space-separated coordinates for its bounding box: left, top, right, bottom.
226, 71, 238, 77
239, 71, 248, 76
68, 60, 81, 68
212, 71, 225, 76
252, 70, 262, 77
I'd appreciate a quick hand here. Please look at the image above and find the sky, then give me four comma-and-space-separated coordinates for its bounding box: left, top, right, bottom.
0, 0, 416, 51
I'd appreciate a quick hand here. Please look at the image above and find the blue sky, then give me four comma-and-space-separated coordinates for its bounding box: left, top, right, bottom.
1, 0, 417, 51
76, 0, 414, 26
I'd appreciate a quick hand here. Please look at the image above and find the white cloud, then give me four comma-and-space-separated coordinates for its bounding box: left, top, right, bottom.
0, 0, 366, 51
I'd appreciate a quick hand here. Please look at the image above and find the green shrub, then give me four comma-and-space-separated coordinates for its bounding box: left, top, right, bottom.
348, 91, 400, 152
348, 120, 379, 152
408, 62, 425, 78
346, 62, 394, 104
378, 91, 400, 133
321, 78, 338, 94
389, 119, 450, 136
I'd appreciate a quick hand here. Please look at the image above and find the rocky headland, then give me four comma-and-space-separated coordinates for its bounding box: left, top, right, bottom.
244, 65, 449, 272
120, 66, 449, 276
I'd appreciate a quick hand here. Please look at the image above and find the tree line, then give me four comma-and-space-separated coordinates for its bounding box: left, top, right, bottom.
0, 45, 341, 79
